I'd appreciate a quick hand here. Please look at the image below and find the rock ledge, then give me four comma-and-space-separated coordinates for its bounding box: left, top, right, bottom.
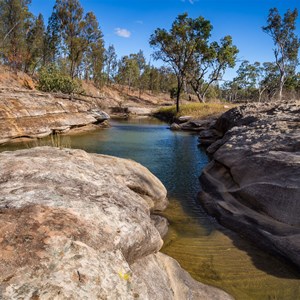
0, 88, 110, 144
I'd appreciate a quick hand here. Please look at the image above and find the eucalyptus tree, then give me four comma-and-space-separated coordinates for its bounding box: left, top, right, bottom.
233, 60, 263, 101
148, 66, 160, 94
51, 0, 86, 78
189, 35, 238, 103
105, 44, 117, 84
83, 12, 105, 85
116, 55, 140, 92
0, 0, 32, 71
131, 50, 146, 97
50, 0, 105, 80
150, 13, 212, 112
43, 10, 61, 66
263, 8, 300, 100
158, 66, 177, 93
285, 71, 300, 98
24, 13, 45, 74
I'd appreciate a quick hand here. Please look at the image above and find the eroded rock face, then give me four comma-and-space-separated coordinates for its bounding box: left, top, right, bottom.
0, 147, 231, 299
199, 100, 300, 268
0, 88, 110, 144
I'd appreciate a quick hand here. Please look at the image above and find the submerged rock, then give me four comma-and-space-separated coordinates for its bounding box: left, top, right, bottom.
0, 88, 109, 144
199, 100, 300, 268
0, 147, 232, 299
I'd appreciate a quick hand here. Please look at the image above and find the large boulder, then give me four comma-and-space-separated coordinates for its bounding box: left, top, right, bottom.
0, 88, 110, 144
0, 147, 231, 299
199, 100, 300, 268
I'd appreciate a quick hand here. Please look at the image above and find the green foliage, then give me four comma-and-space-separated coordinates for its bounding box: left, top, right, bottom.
24, 13, 45, 74
48, 0, 105, 80
189, 35, 239, 103
169, 87, 178, 99
0, 0, 33, 70
263, 8, 300, 100
150, 13, 238, 111
105, 44, 118, 84
37, 64, 82, 94
83, 11, 105, 85
116, 54, 140, 90
150, 13, 213, 111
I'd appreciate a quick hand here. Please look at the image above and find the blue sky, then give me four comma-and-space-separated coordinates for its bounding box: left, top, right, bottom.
30, 0, 300, 80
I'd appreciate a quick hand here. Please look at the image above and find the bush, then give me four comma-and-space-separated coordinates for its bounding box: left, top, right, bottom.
37, 64, 82, 94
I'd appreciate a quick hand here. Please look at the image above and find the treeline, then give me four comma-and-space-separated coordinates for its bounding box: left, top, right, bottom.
222, 60, 300, 103
0, 0, 176, 95
0, 0, 299, 107
150, 9, 300, 111
220, 8, 300, 103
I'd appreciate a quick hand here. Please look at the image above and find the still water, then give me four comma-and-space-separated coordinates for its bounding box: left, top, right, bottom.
1, 118, 300, 299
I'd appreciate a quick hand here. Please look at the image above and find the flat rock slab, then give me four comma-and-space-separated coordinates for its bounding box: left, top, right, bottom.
0, 147, 232, 299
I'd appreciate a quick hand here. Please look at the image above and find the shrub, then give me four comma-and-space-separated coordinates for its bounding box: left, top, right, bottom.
37, 64, 82, 94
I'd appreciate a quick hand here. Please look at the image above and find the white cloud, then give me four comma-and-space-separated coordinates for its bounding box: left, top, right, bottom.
181, 0, 197, 4
114, 28, 131, 38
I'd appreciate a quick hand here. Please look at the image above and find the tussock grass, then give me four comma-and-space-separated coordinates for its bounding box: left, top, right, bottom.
26, 133, 71, 149
155, 102, 235, 120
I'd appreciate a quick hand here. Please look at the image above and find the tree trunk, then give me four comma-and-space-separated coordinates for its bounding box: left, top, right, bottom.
278, 72, 285, 101
176, 91, 180, 113
190, 81, 206, 103
258, 87, 266, 102
258, 90, 262, 102
194, 91, 205, 103
176, 78, 181, 113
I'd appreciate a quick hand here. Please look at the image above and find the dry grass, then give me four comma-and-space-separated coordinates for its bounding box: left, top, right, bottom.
26, 133, 71, 149
156, 102, 236, 120
0, 65, 36, 89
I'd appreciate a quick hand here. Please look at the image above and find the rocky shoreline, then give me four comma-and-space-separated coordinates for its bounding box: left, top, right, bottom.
0, 147, 232, 299
198, 100, 300, 269
0, 88, 110, 145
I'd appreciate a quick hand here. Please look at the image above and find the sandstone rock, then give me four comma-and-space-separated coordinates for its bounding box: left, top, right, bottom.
0, 147, 231, 299
127, 106, 154, 116
170, 122, 181, 130
199, 100, 300, 268
177, 115, 193, 123
131, 253, 232, 300
0, 88, 109, 144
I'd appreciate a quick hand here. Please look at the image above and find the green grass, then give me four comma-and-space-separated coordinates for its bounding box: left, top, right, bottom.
155, 102, 235, 121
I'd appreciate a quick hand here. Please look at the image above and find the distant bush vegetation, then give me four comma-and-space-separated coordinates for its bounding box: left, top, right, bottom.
37, 65, 82, 94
